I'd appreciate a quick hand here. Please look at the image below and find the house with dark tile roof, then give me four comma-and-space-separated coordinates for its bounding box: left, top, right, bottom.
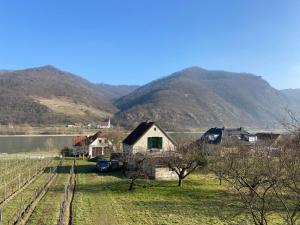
123, 121, 177, 180
122, 121, 176, 154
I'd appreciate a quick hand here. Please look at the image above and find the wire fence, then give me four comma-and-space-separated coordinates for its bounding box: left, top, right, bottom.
0, 158, 52, 205
57, 158, 76, 225
0, 159, 63, 225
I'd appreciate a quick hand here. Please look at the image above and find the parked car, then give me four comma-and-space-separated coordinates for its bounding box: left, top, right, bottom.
96, 160, 111, 172
110, 159, 124, 170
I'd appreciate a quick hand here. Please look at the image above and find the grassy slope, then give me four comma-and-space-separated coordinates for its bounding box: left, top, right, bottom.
26, 159, 73, 225
34, 97, 112, 119
73, 160, 256, 225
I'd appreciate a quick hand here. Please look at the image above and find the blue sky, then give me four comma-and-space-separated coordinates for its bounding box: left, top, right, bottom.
0, 0, 299, 89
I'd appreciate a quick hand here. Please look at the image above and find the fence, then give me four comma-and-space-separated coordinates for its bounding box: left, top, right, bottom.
0, 158, 52, 205
57, 158, 76, 225
0, 159, 62, 225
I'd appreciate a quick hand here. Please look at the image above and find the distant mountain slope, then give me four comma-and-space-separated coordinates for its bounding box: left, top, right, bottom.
115, 67, 292, 130
0, 70, 13, 74
281, 89, 300, 113
0, 66, 117, 124
96, 83, 140, 100
281, 89, 300, 104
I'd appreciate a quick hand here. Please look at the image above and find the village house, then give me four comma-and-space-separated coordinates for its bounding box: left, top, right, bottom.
72, 131, 113, 158
123, 121, 176, 153
200, 127, 257, 145
122, 121, 177, 180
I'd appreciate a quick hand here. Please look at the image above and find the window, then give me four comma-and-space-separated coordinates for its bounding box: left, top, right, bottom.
147, 137, 163, 149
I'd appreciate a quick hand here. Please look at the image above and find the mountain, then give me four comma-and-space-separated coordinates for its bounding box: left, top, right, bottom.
96, 83, 140, 100
0, 65, 297, 130
0, 66, 117, 124
281, 89, 300, 104
0, 70, 13, 74
114, 67, 293, 130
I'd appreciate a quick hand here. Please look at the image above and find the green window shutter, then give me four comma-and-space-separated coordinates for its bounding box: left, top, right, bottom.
158, 137, 163, 149
147, 137, 152, 149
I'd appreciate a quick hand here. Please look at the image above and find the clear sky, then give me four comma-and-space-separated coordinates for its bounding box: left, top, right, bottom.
0, 0, 299, 89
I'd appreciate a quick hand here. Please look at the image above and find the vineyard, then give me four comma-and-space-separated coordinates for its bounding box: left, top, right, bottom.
0, 156, 75, 225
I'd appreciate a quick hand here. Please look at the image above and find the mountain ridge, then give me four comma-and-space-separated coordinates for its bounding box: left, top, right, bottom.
0, 65, 298, 130
114, 67, 295, 130
0, 66, 117, 124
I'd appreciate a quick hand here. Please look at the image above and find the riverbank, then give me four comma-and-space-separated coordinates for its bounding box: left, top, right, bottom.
0, 125, 104, 135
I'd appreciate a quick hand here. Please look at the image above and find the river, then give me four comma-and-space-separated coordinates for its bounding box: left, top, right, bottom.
0, 132, 203, 154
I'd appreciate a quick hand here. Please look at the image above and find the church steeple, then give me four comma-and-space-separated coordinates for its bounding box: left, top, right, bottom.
108, 118, 111, 128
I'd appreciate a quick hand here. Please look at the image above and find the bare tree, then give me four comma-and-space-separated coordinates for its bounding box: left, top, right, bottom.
103, 130, 126, 152
212, 141, 280, 225
211, 112, 300, 225
124, 153, 152, 191
275, 113, 300, 225
165, 141, 207, 187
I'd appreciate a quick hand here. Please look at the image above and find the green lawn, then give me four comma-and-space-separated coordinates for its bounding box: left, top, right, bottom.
27, 159, 73, 225
0, 158, 287, 225
72, 160, 256, 225
1, 159, 60, 224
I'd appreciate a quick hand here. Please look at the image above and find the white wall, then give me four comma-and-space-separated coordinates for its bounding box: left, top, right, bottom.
132, 124, 175, 154
88, 137, 112, 157
155, 167, 178, 180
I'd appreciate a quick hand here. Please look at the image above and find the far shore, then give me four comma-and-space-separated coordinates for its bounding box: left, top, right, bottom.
0, 124, 285, 136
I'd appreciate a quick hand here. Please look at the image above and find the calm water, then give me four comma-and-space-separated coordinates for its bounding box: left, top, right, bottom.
0, 136, 73, 153
0, 132, 203, 154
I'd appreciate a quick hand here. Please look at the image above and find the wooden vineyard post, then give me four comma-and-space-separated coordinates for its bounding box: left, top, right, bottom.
4, 181, 6, 201
0, 208, 2, 225
18, 174, 21, 190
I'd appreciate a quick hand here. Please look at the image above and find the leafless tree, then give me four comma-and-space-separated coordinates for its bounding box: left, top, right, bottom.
212, 141, 280, 225
275, 113, 300, 225
124, 153, 152, 191
210, 112, 300, 225
103, 130, 126, 152
165, 140, 207, 187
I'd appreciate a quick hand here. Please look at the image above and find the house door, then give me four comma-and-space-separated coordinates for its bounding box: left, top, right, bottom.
92, 147, 103, 157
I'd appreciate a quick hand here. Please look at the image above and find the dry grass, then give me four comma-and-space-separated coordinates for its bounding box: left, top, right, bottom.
34, 97, 112, 118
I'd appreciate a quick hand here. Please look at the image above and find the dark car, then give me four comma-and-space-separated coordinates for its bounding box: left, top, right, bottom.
96, 160, 111, 172
110, 159, 123, 171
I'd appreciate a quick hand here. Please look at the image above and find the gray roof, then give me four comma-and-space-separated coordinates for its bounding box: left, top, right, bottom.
201, 127, 256, 144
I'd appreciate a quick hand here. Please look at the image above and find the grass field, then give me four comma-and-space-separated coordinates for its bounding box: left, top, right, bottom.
26, 159, 73, 225
0, 159, 60, 224
72, 160, 256, 225
0, 158, 287, 225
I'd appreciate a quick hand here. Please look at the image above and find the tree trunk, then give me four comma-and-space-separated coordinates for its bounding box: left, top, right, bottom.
178, 178, 183, 187
129, 178, 136, 191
